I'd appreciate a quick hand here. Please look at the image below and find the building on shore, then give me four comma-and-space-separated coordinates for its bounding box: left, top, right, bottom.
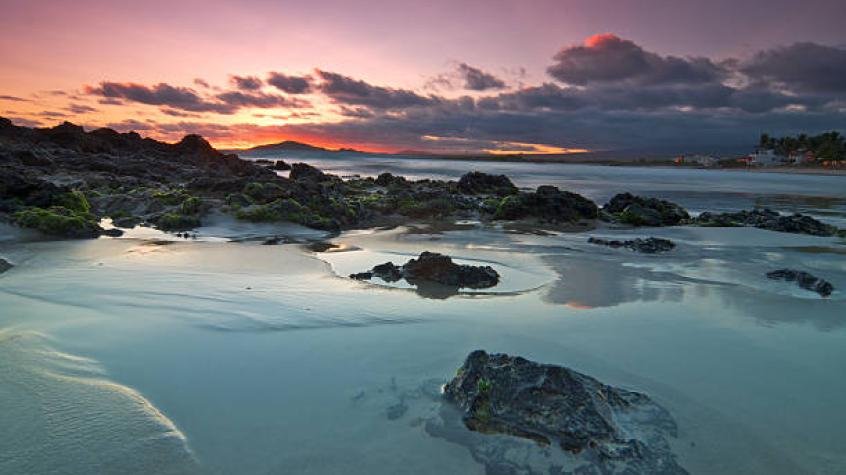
674, 154, 719, 167
787, 150, 815, 165
747, 149, 787, 166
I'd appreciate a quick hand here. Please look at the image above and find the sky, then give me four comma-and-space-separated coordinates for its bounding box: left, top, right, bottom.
1, 0, 846, 154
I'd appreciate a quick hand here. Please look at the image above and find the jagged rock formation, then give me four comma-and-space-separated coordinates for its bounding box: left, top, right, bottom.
438, 350, 688, 474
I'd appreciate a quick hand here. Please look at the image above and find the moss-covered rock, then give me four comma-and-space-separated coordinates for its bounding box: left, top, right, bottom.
151, 189, 190, 206
12, 206, 102, 238
493, 186, 597, 223
234, 198, 340, 231
180, 196, 202, 215
155, 212, 201, 231
242, 182, 286, 204
603, 193, 689, 226
398, 197, 454, 218
55, 190, 91, 214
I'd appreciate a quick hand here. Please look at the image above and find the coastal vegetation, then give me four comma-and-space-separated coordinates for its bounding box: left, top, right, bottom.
758, 131, 845, 161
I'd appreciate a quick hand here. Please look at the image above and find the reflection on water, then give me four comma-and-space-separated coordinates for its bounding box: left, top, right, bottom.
543, 256, 692, 309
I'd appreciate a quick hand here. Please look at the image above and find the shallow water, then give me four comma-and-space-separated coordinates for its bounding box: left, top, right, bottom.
1, 162, 845, 474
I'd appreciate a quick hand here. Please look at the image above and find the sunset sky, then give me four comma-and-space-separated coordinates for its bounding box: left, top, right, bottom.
2, 0, 845, 154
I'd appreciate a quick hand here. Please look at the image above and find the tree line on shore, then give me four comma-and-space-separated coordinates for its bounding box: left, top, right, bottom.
758, 131, 845, 161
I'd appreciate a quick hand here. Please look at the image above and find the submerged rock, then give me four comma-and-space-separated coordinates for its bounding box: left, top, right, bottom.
588, 236, 676, 253
766, 269, 834, 297
695, 208, 838, 236
603, 193, 689, 227
0, 257, 13, 274
351, 252, 500, 290
442, 350, 687, 474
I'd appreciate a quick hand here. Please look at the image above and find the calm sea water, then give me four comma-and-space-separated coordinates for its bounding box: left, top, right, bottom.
1, 159, 844, 474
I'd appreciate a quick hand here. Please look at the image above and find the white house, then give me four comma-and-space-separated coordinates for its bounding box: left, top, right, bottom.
687, 154, 719, 167
748, 149, 785, 166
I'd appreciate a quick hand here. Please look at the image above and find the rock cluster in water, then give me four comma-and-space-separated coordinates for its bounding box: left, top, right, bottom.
695, 208, 838, 236
351, 251, 500, 289
766, 268, 834, 297
493, 185, 598, 223
442, 350, 688, 474
602, 193, 690, 226
588, 236, 676, 253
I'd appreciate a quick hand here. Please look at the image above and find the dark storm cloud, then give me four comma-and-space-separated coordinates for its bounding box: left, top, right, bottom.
66, 103, 98, 114
86, 81, 310, 114
316, 70, 440, 109
230, 75, 263, 91
0, 95, 29, 102
457, 63, 506, 90
547, 34, 724, 86
85, 82, 237, 114
215, 91, 311, 109
267, 72, 312, 94
475, 81, 807, 114
740, 42, 846, 93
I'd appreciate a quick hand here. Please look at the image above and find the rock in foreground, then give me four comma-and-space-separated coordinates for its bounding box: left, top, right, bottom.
588, 236, 676, 253
351, 252, 499, 289
443, 350, 687, 474
766, 269, 834, 297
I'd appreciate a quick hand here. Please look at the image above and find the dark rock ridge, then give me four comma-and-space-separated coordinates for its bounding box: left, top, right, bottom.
350, 252, 500, 289
271, 160, 291, 171
493, 185, 598, 223
443, 351, 687, 474
457, 171, 517, 196
588, 236, 676, 253
766, 269, 834, 297
603, 193, 690, 227
695, 208, 838, 236
0, 257, 13, 274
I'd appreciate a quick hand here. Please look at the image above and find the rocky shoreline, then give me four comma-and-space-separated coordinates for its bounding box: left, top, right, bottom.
3, 119, 844, 242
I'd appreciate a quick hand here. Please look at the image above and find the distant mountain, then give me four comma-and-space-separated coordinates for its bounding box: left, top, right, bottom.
241, 140, 330, 153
